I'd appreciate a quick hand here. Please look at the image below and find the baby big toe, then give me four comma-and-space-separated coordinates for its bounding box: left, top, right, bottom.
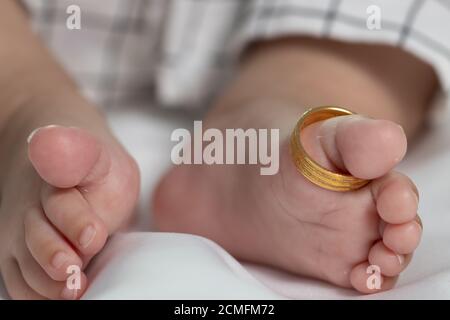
41, 186, 108, 256
313, 116, 407, 180
23, 208, 83, 281
368, 240, 412, 277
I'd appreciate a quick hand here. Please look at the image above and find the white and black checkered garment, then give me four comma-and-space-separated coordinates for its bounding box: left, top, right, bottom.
21, 0, 450, 110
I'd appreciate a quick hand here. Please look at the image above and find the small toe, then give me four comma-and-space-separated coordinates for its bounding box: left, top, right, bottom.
23, 208, 83, 281
368, 240, 412, 277
41, 186, 108, 256
1, 258, 45, 300
350, 261, 398, 294
383, 218, 422, 254
372, 172, 419, 224
16, 246, 87, 300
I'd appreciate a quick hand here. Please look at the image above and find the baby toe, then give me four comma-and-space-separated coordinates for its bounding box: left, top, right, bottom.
27, 125, 103, 189
333, 117, 407, 179
372, 172, 419, 224
368, 240, 412, 277
41, 186, 108, 256
23, 208, 83, 281
16, 246, 87, 300
1, 258, 45, 300
382, 217, 422, 255
300, 116, 407, 181
350, 261, 398, 294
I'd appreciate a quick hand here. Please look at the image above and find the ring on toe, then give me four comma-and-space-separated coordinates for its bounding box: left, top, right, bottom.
290, 106, 370, 192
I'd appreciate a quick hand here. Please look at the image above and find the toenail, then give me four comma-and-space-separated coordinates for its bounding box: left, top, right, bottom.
26, 125, 60, 144
79, 225, 96, 248
397, 124, 406, 135
51, 251, 68, 269
396, 254, 404, 265
415, 215, 423, 230
27, 128, 41, 144
61, 286, 77, 300
413, 192, 419, 207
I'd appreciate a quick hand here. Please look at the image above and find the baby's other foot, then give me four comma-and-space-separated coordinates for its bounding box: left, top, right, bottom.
0, 125, 139, 299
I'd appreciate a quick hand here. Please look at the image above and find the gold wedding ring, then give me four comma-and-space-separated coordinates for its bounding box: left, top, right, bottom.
290, 106, 370, 192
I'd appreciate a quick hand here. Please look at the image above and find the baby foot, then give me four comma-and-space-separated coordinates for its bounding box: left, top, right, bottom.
0, 125, 139, 299
153, 114, 421, 293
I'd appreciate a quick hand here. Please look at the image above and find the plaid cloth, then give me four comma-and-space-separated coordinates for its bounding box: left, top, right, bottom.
21, 0, 450, 110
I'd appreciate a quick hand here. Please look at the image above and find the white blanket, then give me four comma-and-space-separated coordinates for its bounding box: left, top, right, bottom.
1, 103, 450, 300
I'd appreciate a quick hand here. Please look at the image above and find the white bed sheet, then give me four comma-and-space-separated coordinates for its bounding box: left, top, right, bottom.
1, 103, 450, 300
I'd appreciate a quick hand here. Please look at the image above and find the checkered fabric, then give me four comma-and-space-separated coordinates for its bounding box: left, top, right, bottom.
21, 0, 450, 110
